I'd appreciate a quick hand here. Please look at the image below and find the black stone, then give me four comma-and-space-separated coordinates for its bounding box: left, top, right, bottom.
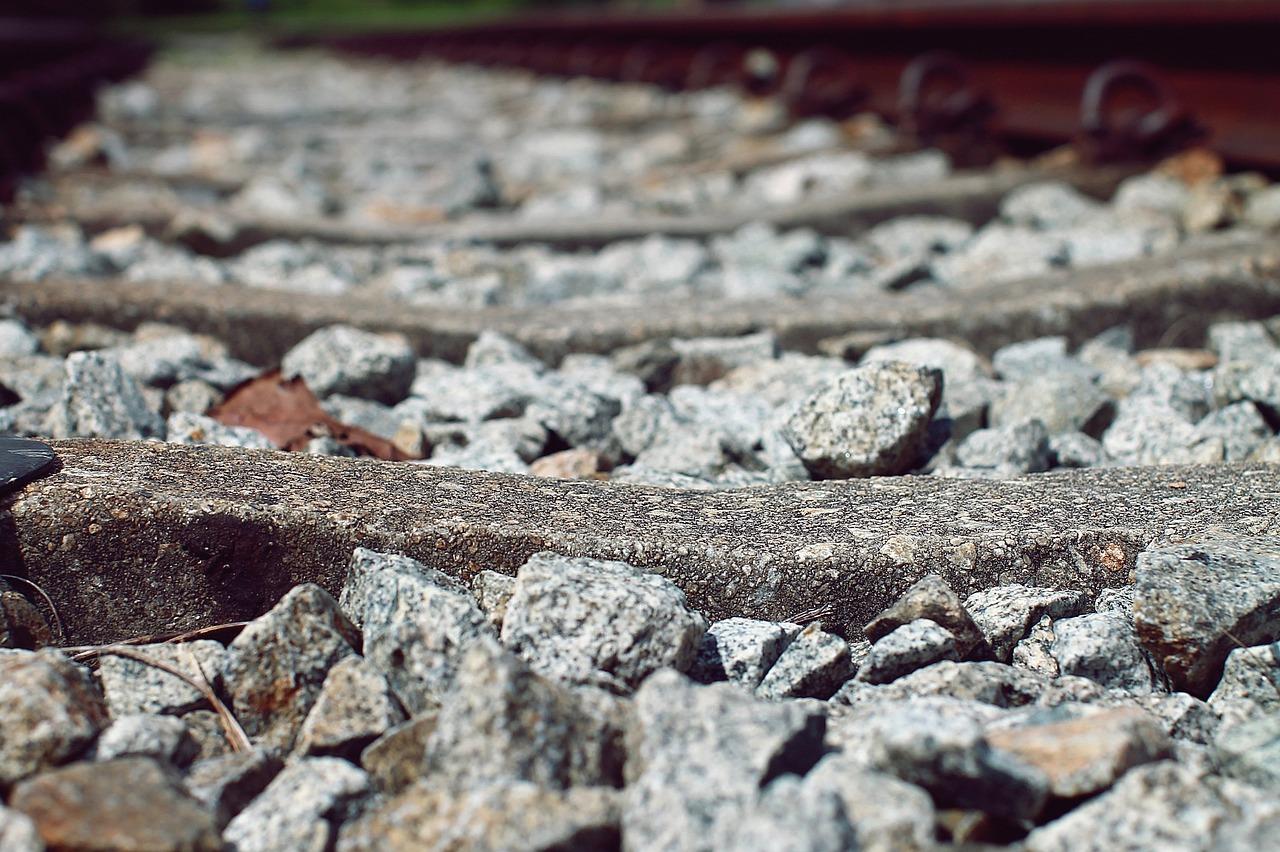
0, 437, 56, 496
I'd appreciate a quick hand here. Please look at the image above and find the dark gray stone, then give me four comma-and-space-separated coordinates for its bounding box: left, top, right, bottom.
623, 670, 826, 852
294, 655, 406, 760
222, 584, 361, 752
184, 750, 282, 829
1134, 538, 1280, 697
756, 624, 852, 699
223, 757, 371, 852
865, 574, 988, 660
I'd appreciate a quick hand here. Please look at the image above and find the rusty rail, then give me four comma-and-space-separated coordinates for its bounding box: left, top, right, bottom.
0, 19, 150, 202
294, 0, 1280, 171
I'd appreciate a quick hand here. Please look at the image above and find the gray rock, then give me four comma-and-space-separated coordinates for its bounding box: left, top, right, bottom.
338, 779, 620, 852
425, 638, 624, 790
827, 698, 1048, 819
985, 707, 1172, 799
471, 569, 516, 630
1133, 691, 1220, 744
864, 574, 988, 660
1051, 613, 1159, 694
558, 353, 646, 408
320, 395, 404, 441
295, 655, 406, 760
756, 624, 852, 699
182, 710, 234, 762
1192, 401, 1272, 461
1023, 761, 1280, 851
964, 585, 1090, 662
1214, 351, 1280, 419
992, 337, 1093, 383
1208, 320, 1278, 365
1001, 180, 1102, 229
0, 805, 42, 852
463, 329, 547, 372
623, 670, 826, 852
281, 325, 415, 404
1134, 538, 1280, 697
0, 650, 107, 788
223, 757, 371, 852
426, 441, 529, 474
834, 660, 1060, 709
931, 224, 1065, 287
1112, 172, 1192, 219
689, 618, 798, 689
1244, 184, 1280, 228
1095, 586, 1135, 620
526, 374, 622, 449
94, 713, 196, 765
164, 379, 223, 416
184, 750, 282, 829
989, 372, 1112, 436
1129, 361, 1213, 422
9, 757, 221, 852
339, 548, 489, 714
166, 411, 275, 449
222, 584, 361, 753
782, 362, 942, 478
862, 216, 974, 263
0, 319, 39, 357
500, 552, 706, 691
1214, 714, 1280, 792
669, 331, 778, 386
708, 775, 855, 852
98, 640, 228, 717
358, 714, 436, 796
856, 618, 960, 685
1207, 642, 1280, 730
45, 351, 164, 439
802, 756, 935, 852
110, 334, 250, 390
404, 362, 535, 422
1049, 430, 1107, 468
1101, 402, 1211, 465
952, 418, 1052, 474
1013, 615, 1061, 676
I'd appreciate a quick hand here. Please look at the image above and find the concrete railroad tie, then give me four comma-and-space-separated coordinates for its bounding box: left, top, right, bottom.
4, 439, 1275, 644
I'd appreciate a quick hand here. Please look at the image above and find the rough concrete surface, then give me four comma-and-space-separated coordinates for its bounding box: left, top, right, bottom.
4, 234, 1277, 367
1, 440, 1274, 645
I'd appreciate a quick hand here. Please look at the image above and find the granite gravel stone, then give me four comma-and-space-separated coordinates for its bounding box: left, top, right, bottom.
708, 775, 855, 852
98, 640, 228, 717
802, 756, 936, 852
223, 756, 371, 852
282, 325, 415, 404
1207, 642, 1280, 730
964, 585, 1091, 663
94, 713, 197, 766
184, 750, 282, 829
45, 351, 163, 440
689, 617, 798, 689
624, 670, 825, 852
340, 549, 489, 714
756, 623, 852, 699
856, 618, 960, 685
1134, 538, 1280, 697
295, 655, 406, 760
864, 574, 988, 660
1051, 613, 1159, 694
500, 552, 707, 690
782, 361, 941, 478
221, 584, 361, 753
0, 651, 107, 789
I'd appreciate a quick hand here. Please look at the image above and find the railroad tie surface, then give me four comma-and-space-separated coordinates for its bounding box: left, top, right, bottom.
4, 439, 1275, 645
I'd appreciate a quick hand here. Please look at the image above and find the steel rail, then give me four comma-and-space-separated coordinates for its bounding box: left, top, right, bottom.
296, 0, 1280, 171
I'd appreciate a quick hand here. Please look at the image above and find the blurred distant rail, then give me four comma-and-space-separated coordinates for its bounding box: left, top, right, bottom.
0, 19, 149, 201
292, 0, 1280, 171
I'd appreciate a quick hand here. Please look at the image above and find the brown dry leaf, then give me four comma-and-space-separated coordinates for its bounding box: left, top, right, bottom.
1156, 147, 1223, 187
209, 370, 418, 461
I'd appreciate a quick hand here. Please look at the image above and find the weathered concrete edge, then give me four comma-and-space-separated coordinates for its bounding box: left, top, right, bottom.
3, 440, 1275, 645
4, 233, 1279, 366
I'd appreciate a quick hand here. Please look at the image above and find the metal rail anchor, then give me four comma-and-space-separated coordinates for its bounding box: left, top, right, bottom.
1080, 60, 1205, 164
780, 46, 867, 118
0, 437, 58, 649
898, 52, 996, 164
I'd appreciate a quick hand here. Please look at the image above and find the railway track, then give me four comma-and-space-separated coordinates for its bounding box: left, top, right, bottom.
308, 0, 1280, 172
0, 6, 1278, 850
